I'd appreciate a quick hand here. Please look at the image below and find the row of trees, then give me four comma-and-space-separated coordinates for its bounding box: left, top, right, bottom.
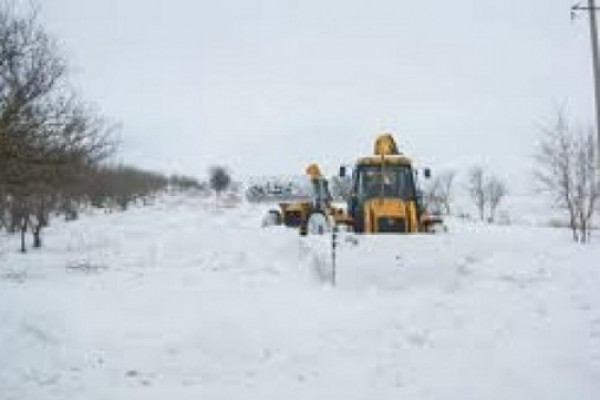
0, 3, 214, 252
85, 166, 206, 211
0, 3, 115, 252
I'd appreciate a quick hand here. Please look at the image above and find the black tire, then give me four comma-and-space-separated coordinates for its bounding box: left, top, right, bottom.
262, 209, 282, 227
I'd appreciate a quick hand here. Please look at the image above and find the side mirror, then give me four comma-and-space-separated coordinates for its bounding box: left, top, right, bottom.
339, 166, 346, 177
424, 168, 431, 179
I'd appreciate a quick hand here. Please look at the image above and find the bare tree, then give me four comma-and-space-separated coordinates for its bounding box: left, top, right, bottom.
535, 112, 598, 243
467, 166, 508, 222
485, 176, 508, 223
424, 170, 456, 215
468, 166, 486, 221
208, 166, 231, 201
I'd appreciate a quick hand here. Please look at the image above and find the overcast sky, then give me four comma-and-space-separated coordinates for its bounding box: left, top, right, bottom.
39, 0, 595, 191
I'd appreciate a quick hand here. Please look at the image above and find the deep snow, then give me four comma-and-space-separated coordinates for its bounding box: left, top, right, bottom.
0, 194, 599, 399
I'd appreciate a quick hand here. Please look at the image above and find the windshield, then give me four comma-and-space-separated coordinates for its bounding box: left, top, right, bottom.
356, 165, 415, 201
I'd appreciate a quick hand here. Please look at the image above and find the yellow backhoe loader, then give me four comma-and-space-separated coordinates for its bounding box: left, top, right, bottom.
262, 163, 351, 234
340, 133, 442, 233
262, 133, 443, 234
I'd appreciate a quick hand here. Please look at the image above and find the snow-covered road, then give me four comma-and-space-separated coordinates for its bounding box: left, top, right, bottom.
1, 194, 599, 399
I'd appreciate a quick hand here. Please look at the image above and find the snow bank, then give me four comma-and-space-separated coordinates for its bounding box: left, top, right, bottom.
1, 195, 598, 399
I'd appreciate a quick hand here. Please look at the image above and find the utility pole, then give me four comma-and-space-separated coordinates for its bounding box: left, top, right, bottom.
572, 1, 600, 176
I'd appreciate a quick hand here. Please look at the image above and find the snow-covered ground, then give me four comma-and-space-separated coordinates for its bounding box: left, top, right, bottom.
1, 194, 599, 399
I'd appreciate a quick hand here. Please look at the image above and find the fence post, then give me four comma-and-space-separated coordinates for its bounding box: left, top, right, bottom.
331, 225, 338, 286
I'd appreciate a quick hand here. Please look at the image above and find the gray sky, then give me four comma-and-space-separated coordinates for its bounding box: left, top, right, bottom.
40, 0, 594, 191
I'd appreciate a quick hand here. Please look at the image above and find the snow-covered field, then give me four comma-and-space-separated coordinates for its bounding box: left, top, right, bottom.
1, 194, 599, 400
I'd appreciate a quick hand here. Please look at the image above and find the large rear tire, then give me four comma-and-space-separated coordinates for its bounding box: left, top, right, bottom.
306, 211, 331, 235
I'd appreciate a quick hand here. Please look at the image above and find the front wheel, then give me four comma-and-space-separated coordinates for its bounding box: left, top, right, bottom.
429, 222, 448, 233
262, 209, 282, 227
